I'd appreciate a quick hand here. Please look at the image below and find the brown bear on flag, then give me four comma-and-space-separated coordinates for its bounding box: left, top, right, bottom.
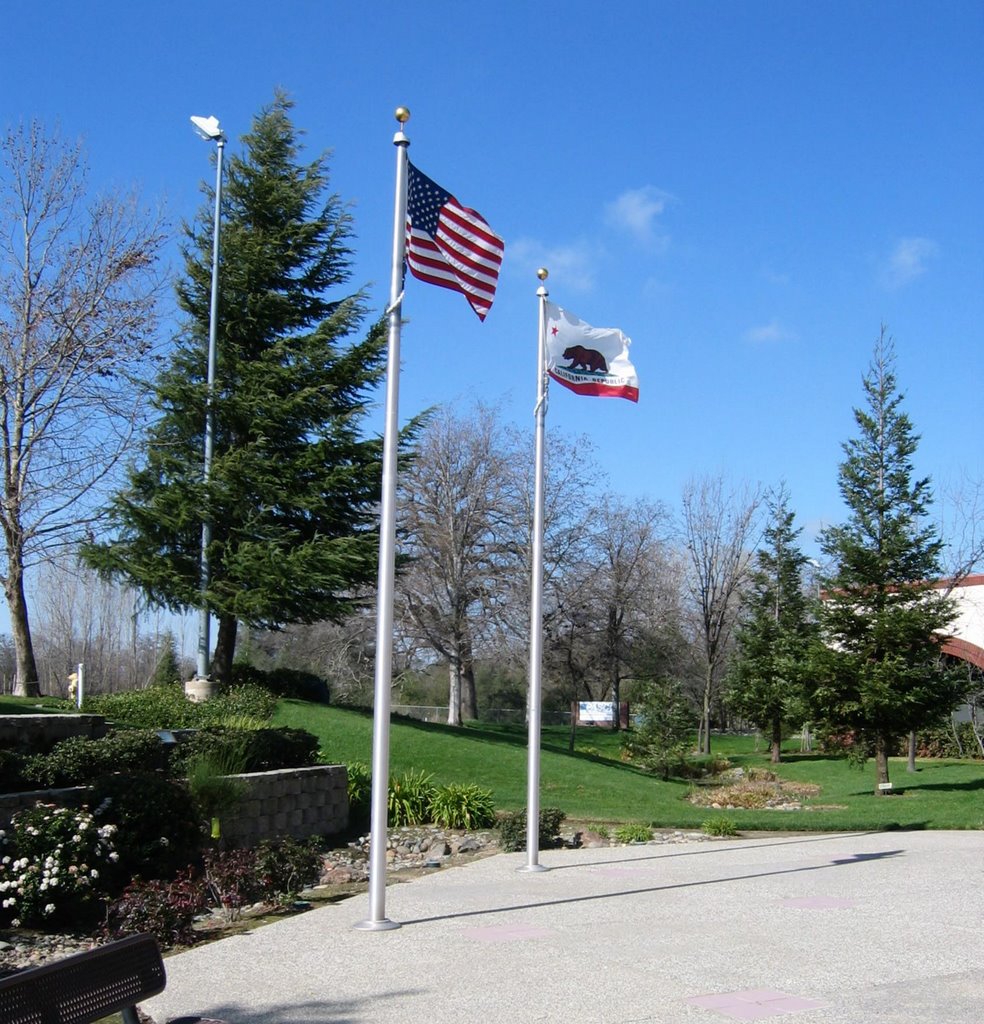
544, 301, 639, 402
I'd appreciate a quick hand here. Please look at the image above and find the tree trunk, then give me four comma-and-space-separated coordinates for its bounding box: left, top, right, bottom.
608, 605, 620, 731
700, 667, 713, 755
907, 731, 917, 772
447, 660, 462, 726
873, 735, 891, 794
212, 613, 238, 685
460, 647, 478, 721
7, 564, 40, 697
770, 716, 782, 763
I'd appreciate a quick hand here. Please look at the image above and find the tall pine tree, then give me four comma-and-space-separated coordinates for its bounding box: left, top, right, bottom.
85, 94, 389, 681
727, 485, 814, 763
811, 330, 959, 793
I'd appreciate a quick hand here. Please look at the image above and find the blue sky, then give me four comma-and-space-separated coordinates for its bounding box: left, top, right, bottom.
4, 0, 983, 569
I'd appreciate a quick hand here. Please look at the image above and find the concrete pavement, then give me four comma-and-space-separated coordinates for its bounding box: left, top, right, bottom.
144, 829, 983, 1024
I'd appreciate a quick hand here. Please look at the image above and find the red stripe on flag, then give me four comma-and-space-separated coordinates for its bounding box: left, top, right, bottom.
547, 370, 639, 403
441, 200, 505, 255
403, 168, 503, 320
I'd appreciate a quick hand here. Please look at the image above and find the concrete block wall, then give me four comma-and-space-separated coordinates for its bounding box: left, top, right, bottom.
0, 714, 109, 752
1, 767, 349, 848
0, 787, 88, 830
218, 765, 349, 848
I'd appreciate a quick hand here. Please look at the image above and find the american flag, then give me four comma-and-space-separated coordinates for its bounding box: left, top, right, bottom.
405, 162, 504, 321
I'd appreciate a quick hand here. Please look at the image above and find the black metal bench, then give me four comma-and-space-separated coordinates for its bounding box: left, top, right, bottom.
0, 932, 223, 1024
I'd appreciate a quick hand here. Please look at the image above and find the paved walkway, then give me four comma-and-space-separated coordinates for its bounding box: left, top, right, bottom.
145, 830, 983, 1024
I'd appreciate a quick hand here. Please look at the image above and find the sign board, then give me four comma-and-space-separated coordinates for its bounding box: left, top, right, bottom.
578, 701, 615, 723
575, 701, 630, 728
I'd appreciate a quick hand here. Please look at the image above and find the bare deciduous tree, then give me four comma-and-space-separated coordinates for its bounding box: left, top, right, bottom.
546, 494, 674, 746
396, 404, 520, 725
681, 475, 762, 754
0, 121, 165, 695
595, 496, 673, 729
32, 555, 161, 695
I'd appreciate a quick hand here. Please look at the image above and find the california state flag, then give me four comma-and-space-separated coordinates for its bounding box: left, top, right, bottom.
544, 301, 639, 402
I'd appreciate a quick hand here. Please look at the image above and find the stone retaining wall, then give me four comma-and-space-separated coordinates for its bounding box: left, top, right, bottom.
1, 766, 349, 847
213, 765, 349, 848
0, 787, 88, 830
0, 714, 109, 753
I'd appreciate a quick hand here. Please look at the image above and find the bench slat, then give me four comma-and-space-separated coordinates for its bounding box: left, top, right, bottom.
0, 933, 166, 1024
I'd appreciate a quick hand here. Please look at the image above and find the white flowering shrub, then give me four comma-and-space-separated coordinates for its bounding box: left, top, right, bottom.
0, 803, 118, 927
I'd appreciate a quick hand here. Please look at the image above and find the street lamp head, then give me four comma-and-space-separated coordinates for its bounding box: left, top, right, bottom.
190, 115, 224, 142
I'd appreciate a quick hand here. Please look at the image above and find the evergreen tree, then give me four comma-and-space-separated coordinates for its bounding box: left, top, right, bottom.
85, 94, 390, 682
811, 331, 959, 793
623, 678, 694, 780
151, 632, 181, 687
727, 485, 814, 763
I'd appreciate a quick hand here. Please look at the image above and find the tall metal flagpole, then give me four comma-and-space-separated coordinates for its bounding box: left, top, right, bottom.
354, 107, 411, 931
520, 268, 550, 872
195, 124, 225, 689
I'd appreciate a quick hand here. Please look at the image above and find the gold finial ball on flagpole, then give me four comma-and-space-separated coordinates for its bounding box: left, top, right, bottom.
395, 107, 411, 124
537, 267, 549, 281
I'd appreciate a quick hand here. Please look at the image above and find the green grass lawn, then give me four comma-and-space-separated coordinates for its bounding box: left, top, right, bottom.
3, 694, 978, 832
0, 695, 75, 714
273, 700, 984, 832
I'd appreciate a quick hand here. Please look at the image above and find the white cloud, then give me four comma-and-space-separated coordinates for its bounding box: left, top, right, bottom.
604, 186, 673, 246
762, 267, 791, 286
743, 320, 796, 344
880, 237, 940, 288
507, 237, 598, 293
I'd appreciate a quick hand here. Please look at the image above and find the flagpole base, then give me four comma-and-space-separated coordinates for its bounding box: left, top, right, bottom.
517, 863, 549, 874
353, 917, 402, 931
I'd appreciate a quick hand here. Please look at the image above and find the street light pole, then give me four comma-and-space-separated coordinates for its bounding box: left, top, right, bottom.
190, 115, 225, 692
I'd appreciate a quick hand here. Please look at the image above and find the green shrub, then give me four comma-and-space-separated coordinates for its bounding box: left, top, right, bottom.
0, 803, 118, 927
613, 822, 652, 844
255, 836, 324, 904
344, 761, 371, 827
912, 722, 983, 759
85, 685, 199, 729
0, 749, 27, 792
232, 664, 330, 703
428, 783, 496, 829
497, 807, 567, 852
91, 772, 203, 883
85, 682, 277, 730
388, 769, 435, 826
198, 684, 277, 725
22, 730, 169, 788
701, 816, 739, 837
539, 807, 566, 844
171, 726, 319, 776
103, 870, 206, 948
